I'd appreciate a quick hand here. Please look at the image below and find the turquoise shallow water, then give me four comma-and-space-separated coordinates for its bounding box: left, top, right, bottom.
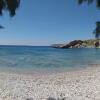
0, 45, 100, 74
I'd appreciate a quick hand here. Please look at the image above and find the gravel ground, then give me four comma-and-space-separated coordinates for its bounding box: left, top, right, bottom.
0, 66, 100, 100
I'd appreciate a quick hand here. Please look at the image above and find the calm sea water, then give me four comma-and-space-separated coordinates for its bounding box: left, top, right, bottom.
0, 45, 100, 74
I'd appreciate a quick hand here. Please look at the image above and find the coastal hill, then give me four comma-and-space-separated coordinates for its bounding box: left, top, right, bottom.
52, 39, 100, 48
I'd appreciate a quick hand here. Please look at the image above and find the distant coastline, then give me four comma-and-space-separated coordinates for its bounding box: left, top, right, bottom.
0, 45, 50, 47
52, 39, 100, 48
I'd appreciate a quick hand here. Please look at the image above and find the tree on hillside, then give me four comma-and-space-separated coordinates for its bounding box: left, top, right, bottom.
78, 0, 100, 8
0, 25, 4, 29
93, 22, 100, 47
0, 0, 20, 17
93, 22, 100, 39
78, 0, 100, 40
0, 0, 20, 29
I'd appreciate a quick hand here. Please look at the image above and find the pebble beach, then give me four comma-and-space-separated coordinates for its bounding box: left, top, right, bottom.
0, 66, 100, 100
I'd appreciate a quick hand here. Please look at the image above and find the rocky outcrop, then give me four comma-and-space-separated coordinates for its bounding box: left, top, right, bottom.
52, 39, 100, 48
61, 40, 83, 48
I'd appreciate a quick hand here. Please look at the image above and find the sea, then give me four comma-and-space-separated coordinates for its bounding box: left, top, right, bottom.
0, 45, 100, 74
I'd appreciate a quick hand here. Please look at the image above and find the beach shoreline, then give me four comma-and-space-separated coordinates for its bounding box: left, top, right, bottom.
0, 65, 100, 100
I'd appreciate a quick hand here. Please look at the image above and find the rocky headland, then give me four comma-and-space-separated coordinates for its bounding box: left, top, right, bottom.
52, 39, 100, 48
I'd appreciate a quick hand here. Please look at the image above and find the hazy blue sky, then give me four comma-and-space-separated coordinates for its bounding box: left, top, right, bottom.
0, 0, 100, 45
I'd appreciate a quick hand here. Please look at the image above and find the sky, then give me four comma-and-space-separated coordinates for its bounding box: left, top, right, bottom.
0, 0, 100, 46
